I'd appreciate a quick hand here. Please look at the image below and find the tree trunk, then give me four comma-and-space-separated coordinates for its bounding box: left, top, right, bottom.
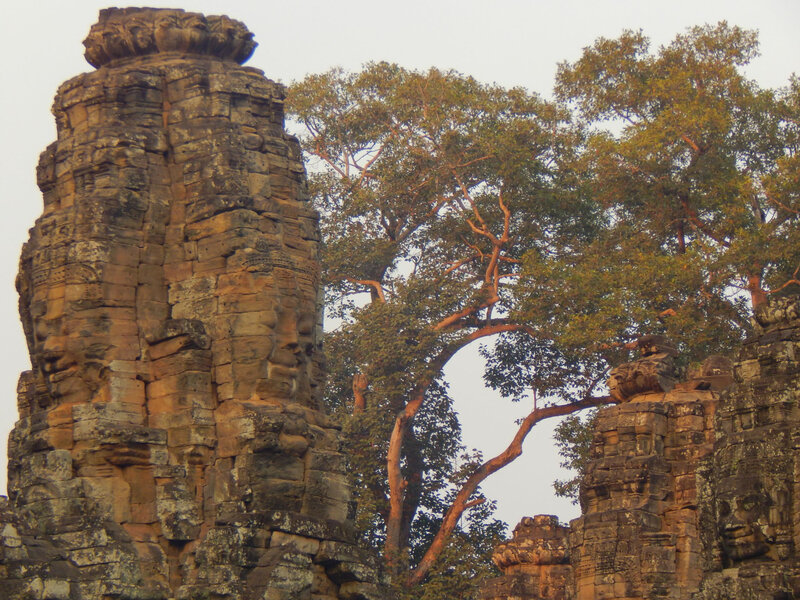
406, 396, 614, 587
385, 390, 425, 567
352, 373, 368, 414
747, 272, 767, 308
400, 430, 424, 551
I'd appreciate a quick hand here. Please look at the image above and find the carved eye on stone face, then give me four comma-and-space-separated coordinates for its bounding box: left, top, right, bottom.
297, 314, 314, 336
719, 500, 731, 518
739, 494, 765, 516
84, 343, 113, 361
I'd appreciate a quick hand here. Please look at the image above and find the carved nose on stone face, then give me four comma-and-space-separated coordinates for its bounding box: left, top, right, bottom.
270, 343, 303, 368
40, 336, 73, 374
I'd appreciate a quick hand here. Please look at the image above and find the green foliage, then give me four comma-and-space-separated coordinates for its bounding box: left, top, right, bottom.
552, 22, 800, 313
552, 411, 598, 503
398, 502, 505, 600
481, 331, 609, 404
286, 23, 800, 597
289, 61, 582, 321
288, 62, 570, 591
515, 226, 750, 365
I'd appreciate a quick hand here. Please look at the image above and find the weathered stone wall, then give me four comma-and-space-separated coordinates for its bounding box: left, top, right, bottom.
694, 296, 800, 599
566, 339, 726, 600
484, 296, 800, 600
1, 8, 384, 600
570, 385, 718, 600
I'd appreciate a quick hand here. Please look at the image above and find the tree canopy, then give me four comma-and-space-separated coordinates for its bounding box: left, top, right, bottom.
286, 22, 800, 596
552, 22, 798, 325
288, 62, 603, 592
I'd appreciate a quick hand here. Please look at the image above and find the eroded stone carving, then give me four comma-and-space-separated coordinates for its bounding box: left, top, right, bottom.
608, 335, 679, 402
484, 296, 800, 600
1, 8, 385, 599
480, 515, 571, 600
83, 7, 257, 67
695, 294, 800, 599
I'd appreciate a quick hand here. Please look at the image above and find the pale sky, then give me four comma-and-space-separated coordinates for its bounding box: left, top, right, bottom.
0, 0, 797, 528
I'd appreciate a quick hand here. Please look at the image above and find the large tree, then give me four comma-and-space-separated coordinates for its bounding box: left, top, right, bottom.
523, 22, 800, 504
286, 22, 800, 595
287, 63, 610, 591
550, 22, 798, 317
492, 24, 799, 406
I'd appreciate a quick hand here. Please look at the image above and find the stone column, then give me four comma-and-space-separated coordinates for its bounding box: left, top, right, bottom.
695, 296, 800, 599
479, 515, 572, 600
568, 340, 723, 600
1, 8, 385, 600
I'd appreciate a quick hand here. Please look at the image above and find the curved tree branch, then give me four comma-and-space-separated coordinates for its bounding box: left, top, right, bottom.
407, 394, 616, 586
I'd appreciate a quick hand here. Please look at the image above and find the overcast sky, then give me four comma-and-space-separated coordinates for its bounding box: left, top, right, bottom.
0, 0, 797, 527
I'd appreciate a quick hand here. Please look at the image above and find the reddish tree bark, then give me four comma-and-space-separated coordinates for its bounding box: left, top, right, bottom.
406, 395, 615, 586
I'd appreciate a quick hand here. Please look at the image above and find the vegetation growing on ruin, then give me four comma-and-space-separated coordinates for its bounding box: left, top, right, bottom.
287, 22, 800, 595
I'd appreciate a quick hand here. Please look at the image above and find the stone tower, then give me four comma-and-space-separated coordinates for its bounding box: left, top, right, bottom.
482, 295, 800, 599
479, 515, 571, 600
695, 296, 800, 599
0, 8, 384, 599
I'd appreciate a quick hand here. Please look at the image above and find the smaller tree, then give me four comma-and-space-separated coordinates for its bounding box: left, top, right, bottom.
552, 410, 597, 503
552, 22, 800, 316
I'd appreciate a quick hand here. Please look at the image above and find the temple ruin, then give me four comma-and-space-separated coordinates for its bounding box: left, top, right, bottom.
0, 8, 385, 599
481, 296, 800, 599
2, 7, 800, 600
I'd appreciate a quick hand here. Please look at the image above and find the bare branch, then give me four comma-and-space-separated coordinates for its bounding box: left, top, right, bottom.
407, 394, 616, 586
433, 294, 500, 331
768, 262, 800, 295
444, 254, 480, 275
765, 191, 800, 216
681, 133, 702, 154
679, 195, 730, 248
352, 373, 368, 414
345, 278, 387, 303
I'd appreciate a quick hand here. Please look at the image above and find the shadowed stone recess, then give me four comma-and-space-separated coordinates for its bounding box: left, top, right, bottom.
0, 8, 386, 600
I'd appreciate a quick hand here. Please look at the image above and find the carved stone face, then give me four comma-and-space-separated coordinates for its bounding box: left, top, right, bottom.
153, 12, 182, 53
716, 472, 792, 563
718, 483, 771, 561
29, 287, 110, 404
127, 16, 155, 54
262, 296, 313, 403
